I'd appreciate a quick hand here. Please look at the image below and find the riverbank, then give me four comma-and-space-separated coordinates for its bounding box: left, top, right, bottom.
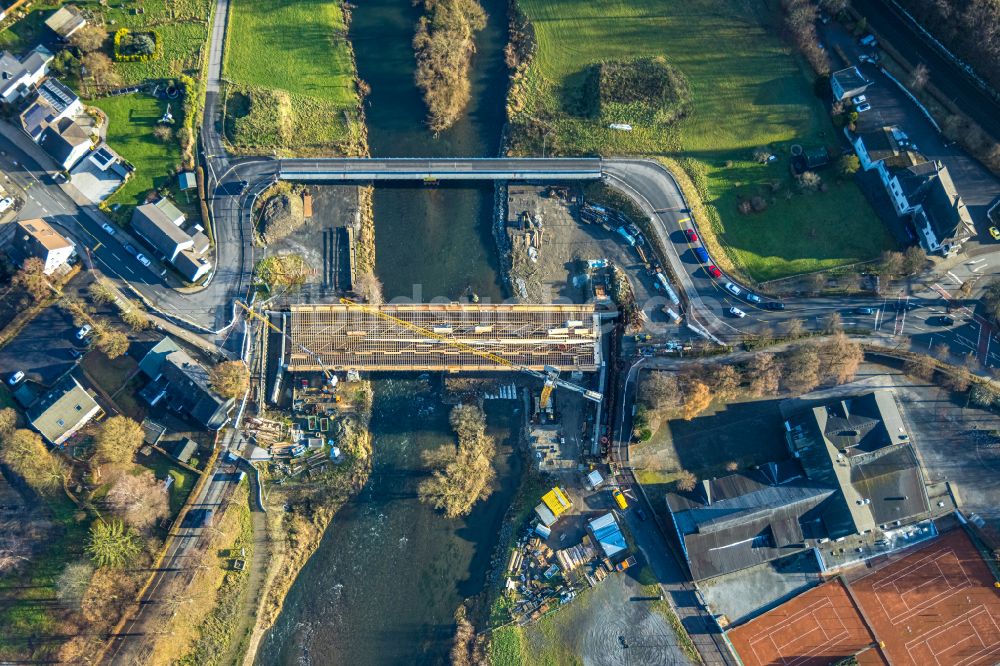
241, 383, 374, 665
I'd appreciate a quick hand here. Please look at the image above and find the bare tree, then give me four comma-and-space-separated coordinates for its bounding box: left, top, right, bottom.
818, 333, 863, 384
354, 270, 384, 305
0, 407, 17, 438
903, 355, 935, 381
706, 364, 741, 401
823, 311, 843, 334
909, 62, 929, 91
209, 361, 250, 399
57, 561, 95, 610
902, 246, 926, 275
106, 472, 168, 530
746, 352, 781, 397
879, 250, 905, 276
782, 318, 805, 339
95, 327, 129, 359
640, 371, 682, 412
13, 257, 50, 302
782, 344, 821, 393
675, 470, 697, 492
932, 342, 952, 361
94, 416, 145, 466
681, 381, 712, 421
0, 429, 65, 494
70, 24, 107, 53
81, 52, 120, 88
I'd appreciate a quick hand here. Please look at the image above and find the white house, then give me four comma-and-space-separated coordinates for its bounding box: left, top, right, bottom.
13, 218, 75, 274
851, 127, 974, 255
0, 46, 53, 103
38, 117, 92, 171
20, 78, 83, 141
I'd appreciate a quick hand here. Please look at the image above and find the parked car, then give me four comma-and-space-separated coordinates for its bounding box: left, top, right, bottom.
989, 226, 1000, 240
859, 54, 877, 64
762, 301, 785, 311
69, 348, 83, 359
8, 370, 24, 386
101, 222, 116, 236
851, 94, 867, 105
124, 243, 138, 255
684, 228, 698, 243
706, 265, 722, 279
635, 507, 647, 521
0, 197, 14, 214
746, 293, 762, 304
929, 315, 955, 326
728, 307, 747, 318
694, 246, 710, 263
76, 324, 92, 340
136, 254, 152, 268
859, 34, 877, 47
724, 281, 742, 296
856, 102, 872, 113
856, 307, 876, 315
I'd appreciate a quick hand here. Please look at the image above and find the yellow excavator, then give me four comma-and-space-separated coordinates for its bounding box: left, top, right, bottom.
337, 298, 602, 408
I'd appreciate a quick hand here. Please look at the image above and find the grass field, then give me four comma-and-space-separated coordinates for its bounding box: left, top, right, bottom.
86, 93, 193, 221
513, 0, 893, 281
73, 0, 213, 84
223, 0, 364, 155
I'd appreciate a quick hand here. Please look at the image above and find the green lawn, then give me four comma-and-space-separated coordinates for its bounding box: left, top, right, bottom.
513, 0, 893, 281
73, 0, 213, 84
85, 93, 192, 221
223, 0, 363, 155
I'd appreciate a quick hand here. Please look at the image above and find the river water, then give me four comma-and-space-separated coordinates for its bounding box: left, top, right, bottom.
256, 1, 514, 664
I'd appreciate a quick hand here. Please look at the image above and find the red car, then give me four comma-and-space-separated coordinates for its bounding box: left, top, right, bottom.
684, 229, 698, 243
707, 265, 722, 279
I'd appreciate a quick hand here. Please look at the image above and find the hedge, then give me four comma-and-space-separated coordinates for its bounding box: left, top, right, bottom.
113, 28, 163, 63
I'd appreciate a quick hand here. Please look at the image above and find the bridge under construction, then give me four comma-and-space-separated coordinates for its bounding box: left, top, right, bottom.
284, 303, 602, 372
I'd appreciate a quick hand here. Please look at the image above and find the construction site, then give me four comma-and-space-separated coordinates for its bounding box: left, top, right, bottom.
280, 302, 603, 372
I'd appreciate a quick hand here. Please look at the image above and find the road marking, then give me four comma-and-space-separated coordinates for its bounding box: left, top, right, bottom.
94, 242, 102, 251
946, 271, 963, 285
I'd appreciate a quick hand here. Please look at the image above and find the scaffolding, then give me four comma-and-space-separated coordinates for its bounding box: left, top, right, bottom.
286, 303, 602, 372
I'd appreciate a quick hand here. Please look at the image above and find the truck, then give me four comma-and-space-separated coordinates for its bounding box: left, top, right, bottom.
616, 556, 638, 572
616, 226, 637, 246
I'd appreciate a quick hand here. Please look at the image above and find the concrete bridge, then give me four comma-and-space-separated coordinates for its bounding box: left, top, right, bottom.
277, 157, 604, 181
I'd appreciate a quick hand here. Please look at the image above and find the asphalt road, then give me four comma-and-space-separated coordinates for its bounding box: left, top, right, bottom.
277, 156, 603, 180
858, 0, 1000, 140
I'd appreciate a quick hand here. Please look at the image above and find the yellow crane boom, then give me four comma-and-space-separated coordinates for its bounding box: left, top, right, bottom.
338, 298, 602, 406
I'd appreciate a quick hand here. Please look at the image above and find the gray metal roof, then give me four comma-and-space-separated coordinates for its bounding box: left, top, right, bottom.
850, 445, 929, 527
667, 462, 836, 580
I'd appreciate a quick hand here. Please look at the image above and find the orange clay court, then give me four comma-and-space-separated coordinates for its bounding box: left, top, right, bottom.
851, 529, 1000, 666
729, 529, 1000, 666
728, 578, 884, 666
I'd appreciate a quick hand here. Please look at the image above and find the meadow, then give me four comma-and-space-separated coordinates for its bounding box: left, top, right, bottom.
513, 0, 893, 281
223, 0, 364, 155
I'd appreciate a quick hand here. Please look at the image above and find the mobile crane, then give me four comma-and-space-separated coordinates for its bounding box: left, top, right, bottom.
337, 298, 602, 408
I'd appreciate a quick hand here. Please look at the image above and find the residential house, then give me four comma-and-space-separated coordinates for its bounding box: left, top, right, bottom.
852, 127, 974, 254
178, 171, 196, 190
131, 199, 193, 262
12, 218, 74, 274
38, 117, 92, 171
131, 198, 212, 281
20, 77, 83, 141
665, 460, 837, 580
45, 5, 87, 39
165, 437, 198, 464
27, 375, 102, 445
0, 46, 53, 103
894, 161, 975, 255
138, 336, 234, 429
70, 144, 132, 203
830, 66, 870, 102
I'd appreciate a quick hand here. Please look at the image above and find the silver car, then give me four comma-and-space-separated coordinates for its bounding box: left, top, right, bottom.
725, 281, 742, 296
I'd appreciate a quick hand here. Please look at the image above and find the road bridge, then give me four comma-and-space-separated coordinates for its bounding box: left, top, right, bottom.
285, 303, 602, 372
277, 157, 603, 181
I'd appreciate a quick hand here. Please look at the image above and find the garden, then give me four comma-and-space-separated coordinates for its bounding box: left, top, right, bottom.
223, 0, 364, 155
509, 0, 892, 282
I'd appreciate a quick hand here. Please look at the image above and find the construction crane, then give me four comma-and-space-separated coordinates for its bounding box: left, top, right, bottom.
338, 298, 602, 407
236, 300, 339, 390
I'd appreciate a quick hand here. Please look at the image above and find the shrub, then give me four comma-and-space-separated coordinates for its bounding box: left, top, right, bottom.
589, 56, 692, 126
112, 28, 162, 63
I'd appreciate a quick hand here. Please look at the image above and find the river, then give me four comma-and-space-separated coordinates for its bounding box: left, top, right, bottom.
255, 1, 514, 663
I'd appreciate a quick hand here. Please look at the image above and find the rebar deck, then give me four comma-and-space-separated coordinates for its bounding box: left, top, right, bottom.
286, 303, 602, 372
